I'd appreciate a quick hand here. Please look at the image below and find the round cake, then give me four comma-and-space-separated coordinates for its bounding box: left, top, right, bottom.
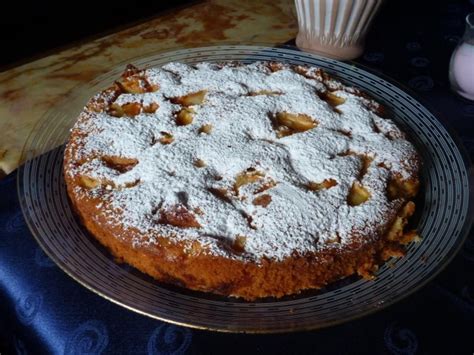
63, 61, 421, 300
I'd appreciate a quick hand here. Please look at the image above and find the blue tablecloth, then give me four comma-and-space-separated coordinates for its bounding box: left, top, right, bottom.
1, 1, 474, 354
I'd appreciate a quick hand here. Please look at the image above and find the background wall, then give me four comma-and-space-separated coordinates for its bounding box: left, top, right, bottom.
0, 0, 195, 68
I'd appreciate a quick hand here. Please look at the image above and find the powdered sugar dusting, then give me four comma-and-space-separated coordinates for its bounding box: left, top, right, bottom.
65, 62, 419, 262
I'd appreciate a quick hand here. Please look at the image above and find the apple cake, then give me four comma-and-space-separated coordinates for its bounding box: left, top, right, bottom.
63, 61, 421, 300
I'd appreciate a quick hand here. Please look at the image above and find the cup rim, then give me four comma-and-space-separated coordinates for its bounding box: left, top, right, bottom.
466, 12, 474, 28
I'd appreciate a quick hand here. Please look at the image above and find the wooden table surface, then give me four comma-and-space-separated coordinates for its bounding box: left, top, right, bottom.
0, 0, 297, 176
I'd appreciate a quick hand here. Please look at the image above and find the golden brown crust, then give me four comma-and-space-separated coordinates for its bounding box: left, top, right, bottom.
64, 165, 417, 300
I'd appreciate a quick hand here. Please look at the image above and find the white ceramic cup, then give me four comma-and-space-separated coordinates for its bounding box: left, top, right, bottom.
295, 0, 384, 60
449, 12, 474, 101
